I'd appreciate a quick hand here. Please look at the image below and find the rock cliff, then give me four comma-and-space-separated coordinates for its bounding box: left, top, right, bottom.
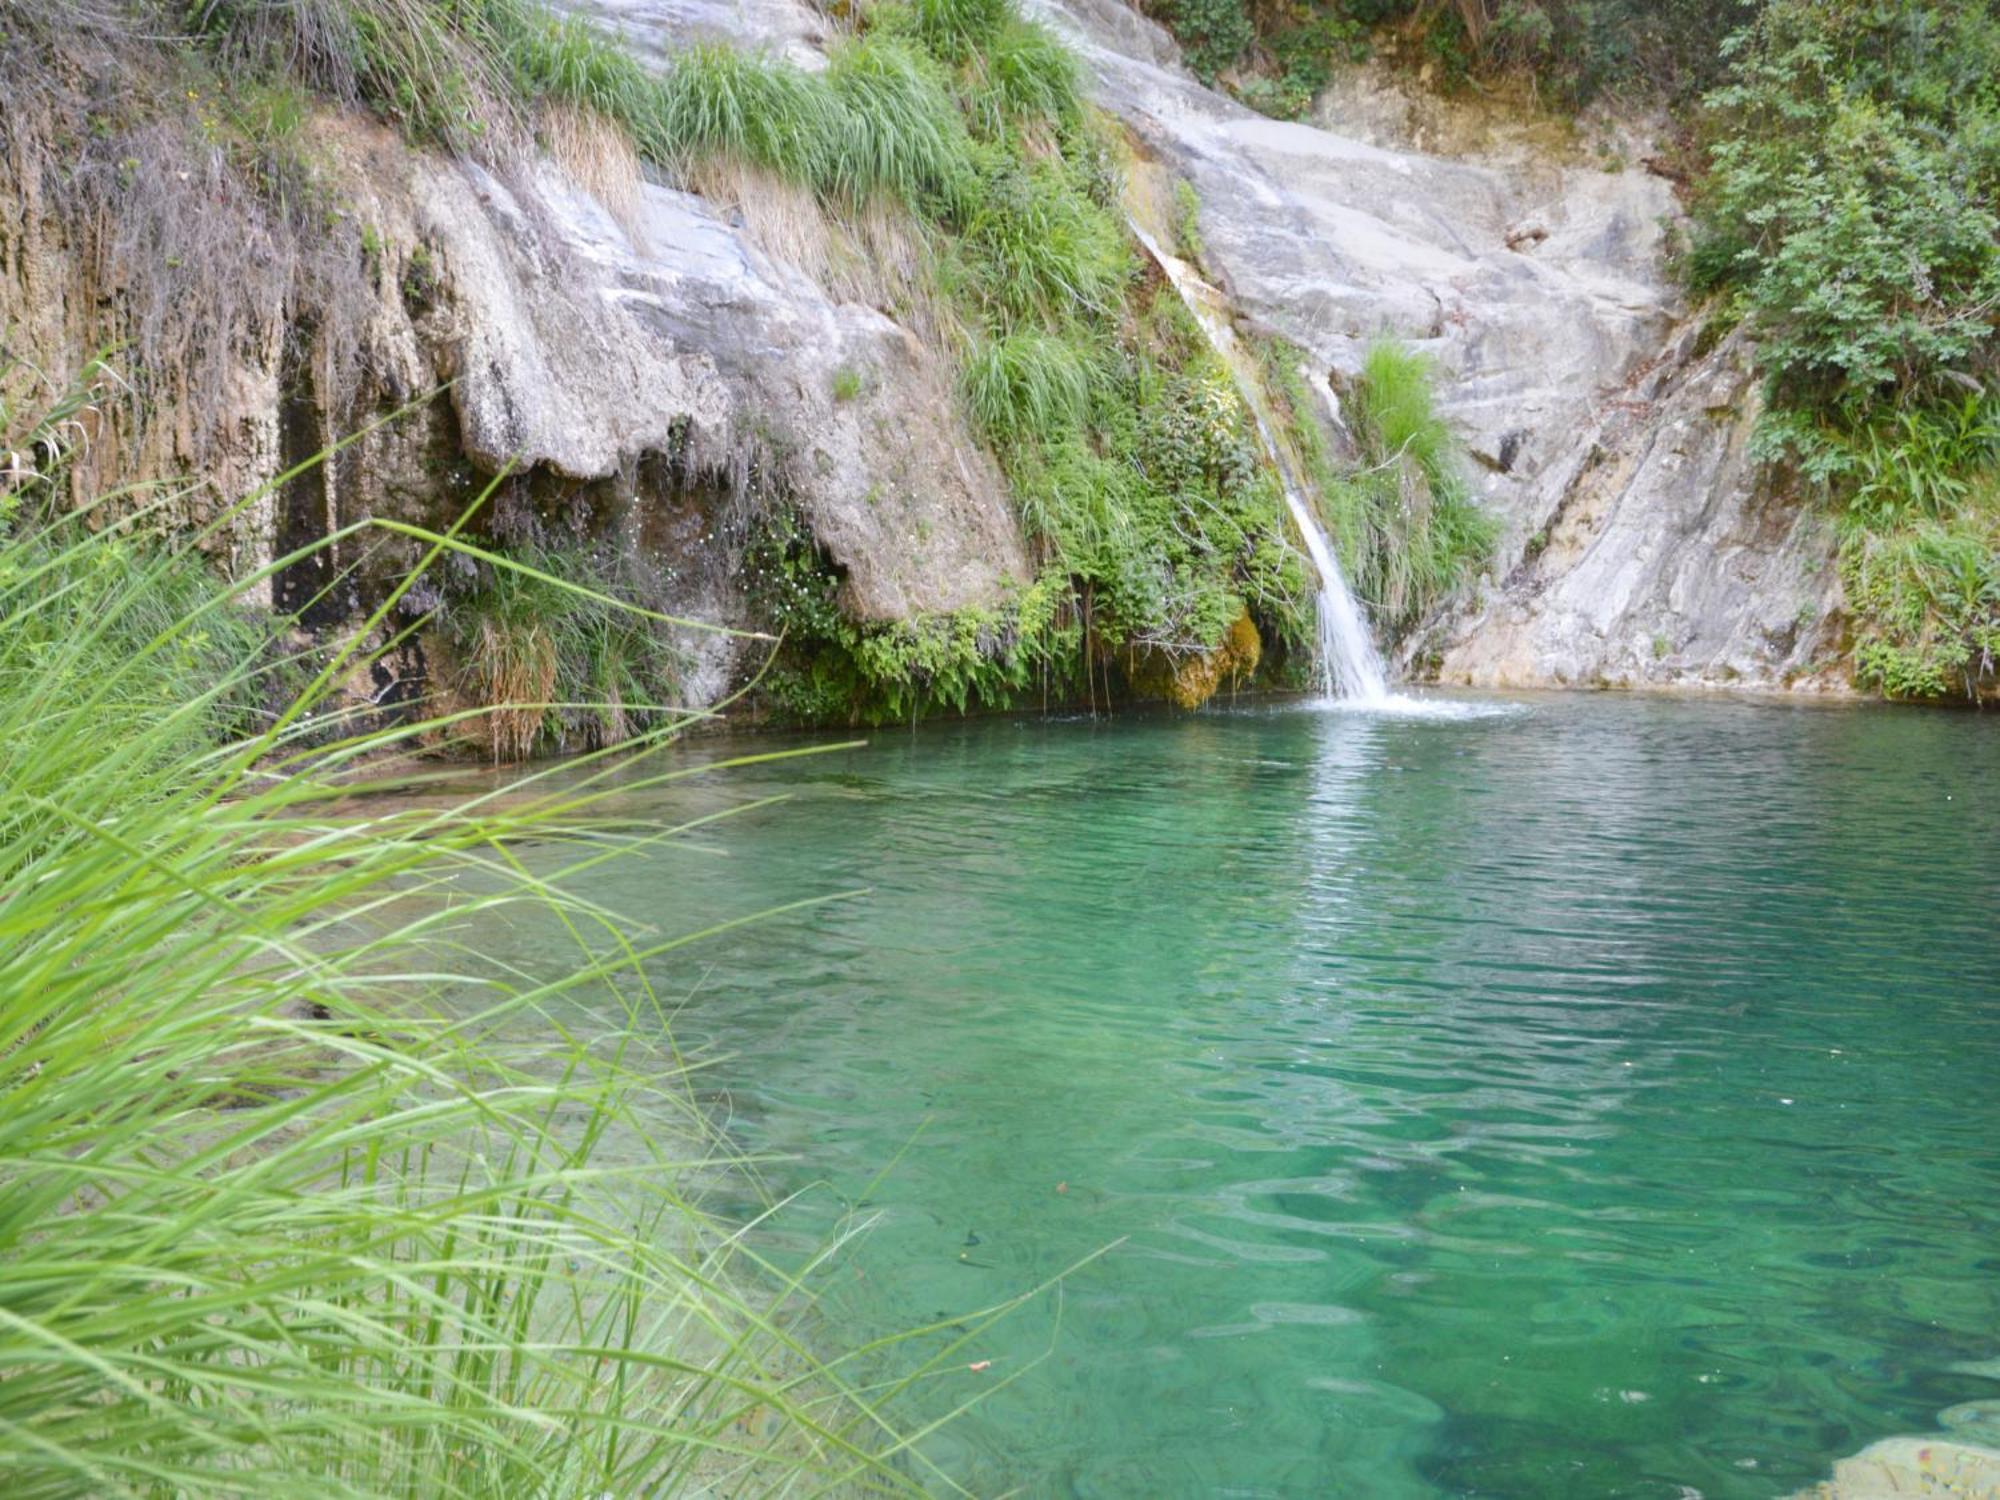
2, 0, 1855, 715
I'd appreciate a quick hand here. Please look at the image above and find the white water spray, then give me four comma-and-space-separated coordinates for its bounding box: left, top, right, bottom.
1126, 221, 1389, 703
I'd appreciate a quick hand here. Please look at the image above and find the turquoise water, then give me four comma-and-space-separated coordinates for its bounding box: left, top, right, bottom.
565, 693, 2000, 1496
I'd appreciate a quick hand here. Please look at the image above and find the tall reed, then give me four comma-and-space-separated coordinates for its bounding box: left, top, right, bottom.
0, 380, 1050, 1496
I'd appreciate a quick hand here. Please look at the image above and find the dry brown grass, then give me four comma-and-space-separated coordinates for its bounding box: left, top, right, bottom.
542, 99, 647, 245
679, 157, 960, 347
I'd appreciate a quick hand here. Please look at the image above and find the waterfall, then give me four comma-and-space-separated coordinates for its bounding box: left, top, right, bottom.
1125, 222, 1390, 703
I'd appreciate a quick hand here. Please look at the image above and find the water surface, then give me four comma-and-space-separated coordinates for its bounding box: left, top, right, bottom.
547, 693, 2000, 1497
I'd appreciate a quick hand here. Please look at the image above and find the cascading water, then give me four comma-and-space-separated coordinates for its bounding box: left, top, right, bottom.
1125, 221, 1390, 703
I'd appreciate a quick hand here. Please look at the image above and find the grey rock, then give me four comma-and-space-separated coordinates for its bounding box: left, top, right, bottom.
1026, 0, 1847, 694
1422, 328, 1848, 693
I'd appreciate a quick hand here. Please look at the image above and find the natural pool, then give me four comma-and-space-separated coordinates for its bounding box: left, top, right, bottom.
527, 692, 2000, 1497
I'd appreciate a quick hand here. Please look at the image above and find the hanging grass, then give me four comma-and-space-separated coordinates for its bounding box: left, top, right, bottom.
1264, 339, 1495, 638
825, 34, 976, 209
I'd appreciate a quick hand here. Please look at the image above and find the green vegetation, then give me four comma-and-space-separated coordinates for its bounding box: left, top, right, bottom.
435, 543, 685, 760
19, 0, 1325, 722
1152, 0, 2000, 700
1172, 178, 1204, 263
1146, 0, 1752, 119
0, 375, 1049, 1493
616, 0, 1315, 719
1266, 339, 1493, 635
1683, 0, 2000, 698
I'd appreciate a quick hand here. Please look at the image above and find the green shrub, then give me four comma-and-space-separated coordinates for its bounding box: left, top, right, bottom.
1165, 0, 1253, 84
1841, 497, 2000, 699
1692, 0, 2000, 478
1145, 0, 1752, 115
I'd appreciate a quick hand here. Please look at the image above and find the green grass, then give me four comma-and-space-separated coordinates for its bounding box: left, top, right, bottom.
1839, 484, 2000, 700
962, 155, 1132, 320
959, 18, 1083, 136
434, 543, 685, 761
0, 373, 1080, 1492
1335, 341, 1496, 633
826, 34, 975, 208
652, 43, 847, 189
1262, 338, 1494, 639
961, 330, 1093, 442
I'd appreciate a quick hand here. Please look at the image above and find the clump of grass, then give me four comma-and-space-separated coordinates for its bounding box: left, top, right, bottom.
883, 0, 1014, 67
437, 543, 685, 760
652, 43, 846, 190
1264, 338, 1494, 640
964, 156, 1132, 320
1172, 177, 1204, 262
1840, 488, 2000, 699
959, 17, 1083, 135
962, 330, 1093, 441
0, 376, 1071, 1489
825, 33, 975, 208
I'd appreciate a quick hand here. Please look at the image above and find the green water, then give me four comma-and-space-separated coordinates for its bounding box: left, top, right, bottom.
563, 693, 2000, 1497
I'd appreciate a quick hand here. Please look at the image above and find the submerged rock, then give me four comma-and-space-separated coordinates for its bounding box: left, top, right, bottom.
1787, 1436, 2000, 1499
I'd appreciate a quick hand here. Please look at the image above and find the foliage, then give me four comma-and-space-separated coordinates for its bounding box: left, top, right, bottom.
1145, 0, 1752, 118
960, 154, 1133, 320
1682, 0, 2000, 698
741, 505, 1081, 720
1840, 495, 2000, 698
0, 411, 1041, 1490
962, 330, 1094, 441
1266, 338, 1493, 637
1690, 1, 2000, 477
436, 543, 685, 760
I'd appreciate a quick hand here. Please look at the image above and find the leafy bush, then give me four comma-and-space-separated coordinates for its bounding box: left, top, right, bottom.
1841, 497, 2000, 699
1683, 0, 2000, 698
1146, 0, 1753, 116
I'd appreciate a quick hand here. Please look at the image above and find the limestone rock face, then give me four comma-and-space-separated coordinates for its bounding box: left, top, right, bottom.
1423, 328, 1848, 692
8, 0, 1863, 708
1024, 0, 1852, 695
3, 79, 1024, 709
405, 154, 1026, 625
